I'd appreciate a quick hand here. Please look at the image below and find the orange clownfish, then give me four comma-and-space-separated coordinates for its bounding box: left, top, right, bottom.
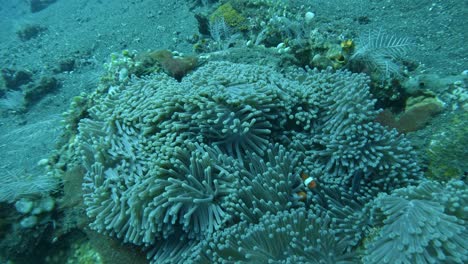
295, 191, 307, 201
301, 172, 317, 189
294, 172, 318, 202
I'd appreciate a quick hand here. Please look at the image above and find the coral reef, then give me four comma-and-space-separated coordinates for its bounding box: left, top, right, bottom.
2, 1, 464, 262
49, 59, 431, 263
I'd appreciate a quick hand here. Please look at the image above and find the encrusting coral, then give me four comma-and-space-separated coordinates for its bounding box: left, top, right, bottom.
50, 58, 465, 263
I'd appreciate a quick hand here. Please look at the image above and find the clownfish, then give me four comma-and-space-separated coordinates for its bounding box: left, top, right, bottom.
294, 172, 318, 202
301, 172, 317, 189
295, 191, 307, 201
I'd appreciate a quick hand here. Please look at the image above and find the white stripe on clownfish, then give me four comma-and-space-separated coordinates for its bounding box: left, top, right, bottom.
301, 172, 317, 189
294, 172, 318, 202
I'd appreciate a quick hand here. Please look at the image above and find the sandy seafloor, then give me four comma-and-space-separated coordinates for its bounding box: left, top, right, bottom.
0, 0, 466, 263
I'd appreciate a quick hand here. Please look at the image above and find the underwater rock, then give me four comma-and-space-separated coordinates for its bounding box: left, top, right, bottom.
1, 68, 33, 89
376, 95, 444, 133
397, 96, 444, 132
30, 0, 57, 13
16, 24, 47, 41
24, 76, 59, 106
53, 57, 76, 73
137, 50, 198, 81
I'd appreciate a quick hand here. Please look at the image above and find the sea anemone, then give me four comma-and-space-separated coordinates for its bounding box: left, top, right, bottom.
206, 208, 358, 263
